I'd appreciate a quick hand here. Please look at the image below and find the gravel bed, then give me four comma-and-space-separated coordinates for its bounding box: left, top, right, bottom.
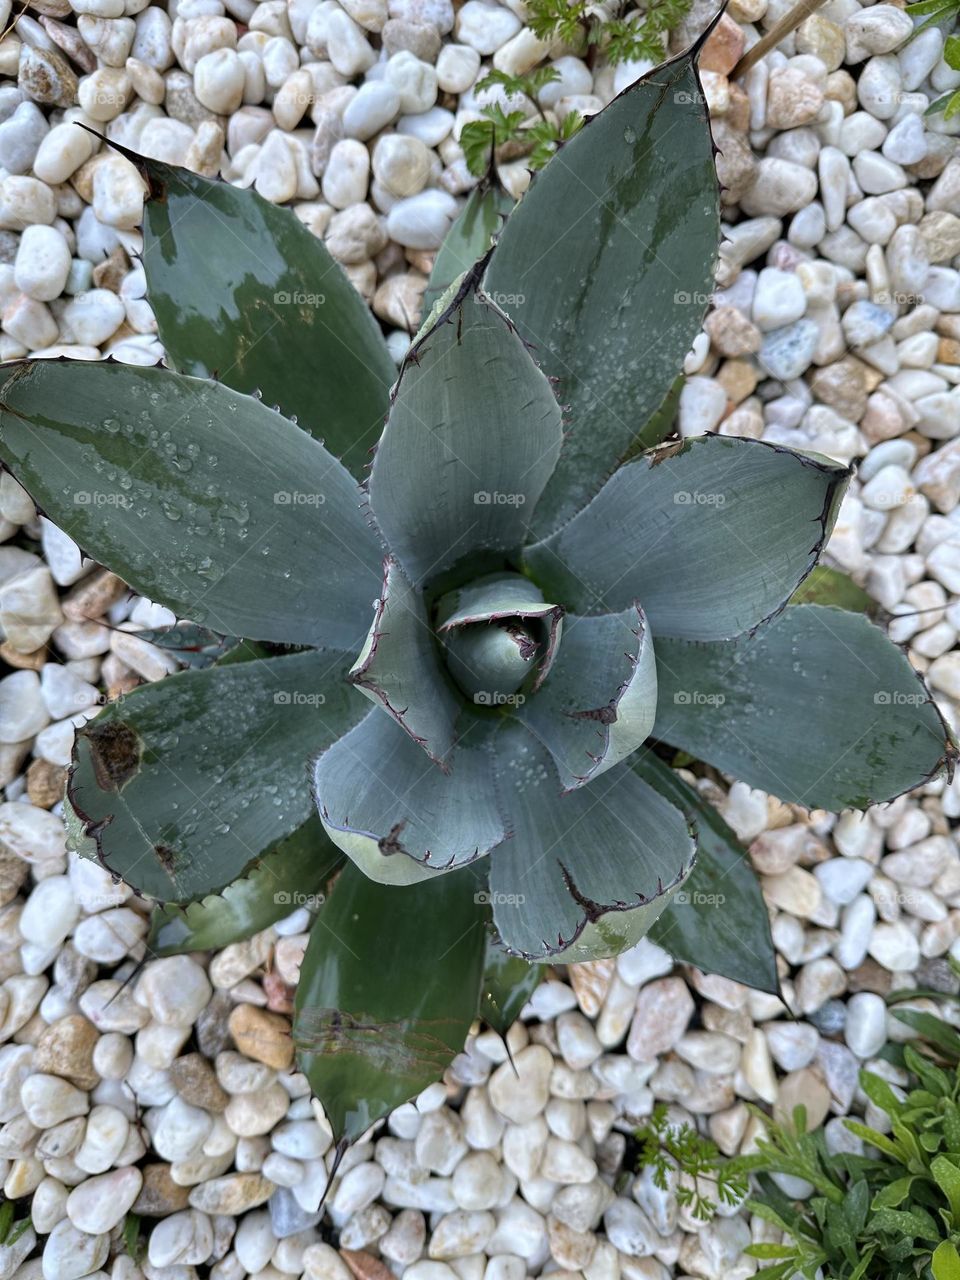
1, 0, 960, 1275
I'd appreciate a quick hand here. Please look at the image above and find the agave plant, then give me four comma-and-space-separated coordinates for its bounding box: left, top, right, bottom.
0, 35, 953, 1152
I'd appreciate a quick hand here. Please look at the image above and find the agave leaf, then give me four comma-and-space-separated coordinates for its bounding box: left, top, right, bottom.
129, 152, 395, 478
654, 605, 955, 810
424, 184, 512, 314
524, 436, 850, 641
368, 274, 562, 586
623, 375, 684, 462
349, 556, 461, 765
437, 572, 564, 691
0, 361, 381, 650
488, 723, 695, 962
134, 624, 241, 669
313, 710, 506, 884
789, 564, 876, 614
147, 816, 344, 955
294, 860, 486, 1145
635, 750, 779, 995
436, 572, 559, 630
70, 649, 365, 903
480, 939, 541, 1036
484, 48, 720, 537
517, 605, 657, 790
444, 624, 540, 702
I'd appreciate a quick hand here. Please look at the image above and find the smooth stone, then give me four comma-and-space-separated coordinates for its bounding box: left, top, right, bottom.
66, 1166, 142, 1233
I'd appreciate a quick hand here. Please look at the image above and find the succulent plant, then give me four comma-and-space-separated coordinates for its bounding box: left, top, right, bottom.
0, 34, 954, 1151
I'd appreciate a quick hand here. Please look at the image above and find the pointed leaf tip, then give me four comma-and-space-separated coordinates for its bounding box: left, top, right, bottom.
133, 151, 395, 476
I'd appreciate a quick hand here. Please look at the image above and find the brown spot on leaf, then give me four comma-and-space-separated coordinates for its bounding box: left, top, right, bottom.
648, 438, 688, 466
85, 720, 142, 792
294, 1007, 462, 1076
378, 822, 406, 856
154, 844, 177, 873
569, 704, 618, 726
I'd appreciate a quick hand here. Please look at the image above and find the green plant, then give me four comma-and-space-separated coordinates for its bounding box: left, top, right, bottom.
905, 0, 960, 120
0, 1200, 31, 1248
733, 1011, 960, 1280
633, 1102, 749, 1220
0, 39, 952, 1153
460, 68, 585, 180
527, 0, 694, 65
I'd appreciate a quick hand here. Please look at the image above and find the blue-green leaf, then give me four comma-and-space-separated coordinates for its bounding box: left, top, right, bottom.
70, 650, 366, 903
369, 276, 562, 585
488, 723, 695, 961
484, 49, 720, 536
0, 360, 382, 650
524, 436, 849, 641
314, 710, 506, 884
653, 606, 954, 810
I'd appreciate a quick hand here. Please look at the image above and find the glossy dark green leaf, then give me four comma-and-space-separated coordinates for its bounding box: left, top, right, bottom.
488, 723, 695, 961
70, 649, 365, 903
0, 360, 382, 650
147, 816, 344, 955
314, 710, 506, 884
524, 436, 850, 641
789, 564, 876, 614
369, 276, 562, 585
424, 184, 512, 314
655, 606, 954, 810
480, 938, 541, 1036
132, 153, 395, 478
484, 49, 720, 537
294, 861, 486, 1144
892, 1008, 960, 1059
636, 750, 779, 995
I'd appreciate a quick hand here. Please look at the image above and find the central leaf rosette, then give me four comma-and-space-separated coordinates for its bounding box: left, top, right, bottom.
434, 573, 562, 706
308, 276, 853, 961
